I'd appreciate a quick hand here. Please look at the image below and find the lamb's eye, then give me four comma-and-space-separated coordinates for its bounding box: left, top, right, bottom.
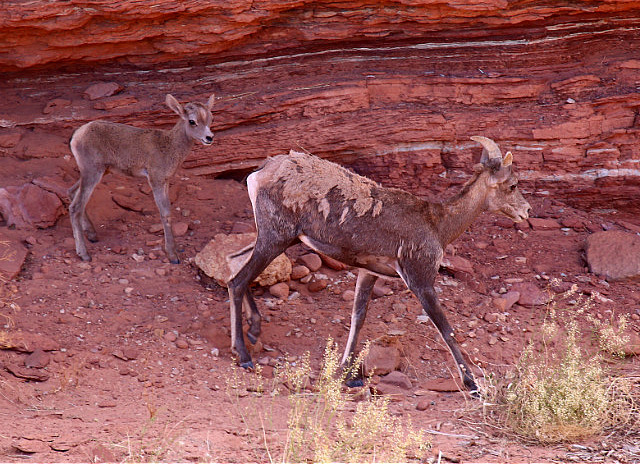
510, 184, 517, 191
189, 119, 196, 126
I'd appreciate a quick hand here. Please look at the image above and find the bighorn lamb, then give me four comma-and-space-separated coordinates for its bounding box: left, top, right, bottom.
227, 137, 531, 392
68, 94, 215, 264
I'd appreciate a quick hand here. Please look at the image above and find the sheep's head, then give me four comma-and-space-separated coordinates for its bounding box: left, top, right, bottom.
166, 94, 215, 146
471, 136, 531, 222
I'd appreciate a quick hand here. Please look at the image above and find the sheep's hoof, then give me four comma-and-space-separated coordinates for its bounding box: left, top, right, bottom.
345, 378, 364, 388
79, 254, 92, 262
247, 332, 258, 345
86, 233, 98, 243
240, 360, 255, 371
169, 258, 180, 265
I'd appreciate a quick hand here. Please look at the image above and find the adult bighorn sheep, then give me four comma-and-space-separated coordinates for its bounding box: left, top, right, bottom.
68, 94, 215, 264
227, 137, 531, 392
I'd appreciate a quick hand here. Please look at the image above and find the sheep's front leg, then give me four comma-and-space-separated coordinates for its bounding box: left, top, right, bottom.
398, 260, 478, 393
148, 179, 179, 264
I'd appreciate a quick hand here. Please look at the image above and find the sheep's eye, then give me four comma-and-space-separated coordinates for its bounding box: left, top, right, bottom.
189, 119, 196, 126
509, 184, 517, 191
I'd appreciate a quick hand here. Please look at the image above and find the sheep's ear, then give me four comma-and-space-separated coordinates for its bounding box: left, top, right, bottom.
503, 151, 513, 167
207, 94, 216, 111
166, 94, 185, 117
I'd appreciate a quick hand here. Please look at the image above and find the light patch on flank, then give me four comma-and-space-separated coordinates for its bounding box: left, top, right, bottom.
268, 150, 383, 219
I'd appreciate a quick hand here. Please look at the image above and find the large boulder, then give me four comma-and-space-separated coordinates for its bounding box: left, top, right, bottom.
0, 182, 64, 229
586, 230, 640, 281
195, 233, 292, 287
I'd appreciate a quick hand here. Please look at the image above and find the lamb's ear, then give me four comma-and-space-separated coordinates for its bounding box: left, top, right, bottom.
503, 151, 513, 167
206, 94, 215, 111
166, 94, 185, 118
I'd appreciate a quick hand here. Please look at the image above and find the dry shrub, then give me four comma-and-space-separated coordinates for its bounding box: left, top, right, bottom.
483, 285, 638, 444
588, 313, 630, 358
276, 339, 430, 462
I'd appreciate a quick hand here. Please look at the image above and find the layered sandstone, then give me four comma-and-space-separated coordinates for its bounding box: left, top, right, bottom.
2, 1, 640, 212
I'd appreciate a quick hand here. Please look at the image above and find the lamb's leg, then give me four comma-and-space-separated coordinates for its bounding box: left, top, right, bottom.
148, 179, 179, 264
341, 270, 377, 387
69, 173, 102, 262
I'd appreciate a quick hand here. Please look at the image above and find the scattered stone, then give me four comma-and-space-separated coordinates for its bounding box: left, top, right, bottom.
163, 331, 178, 342
422, 378, 463, 392
3, 363, 50, 381
441, 255, 474, 275
320, 253, 347, 270
172, 222, 189, 236
586, 230, 640, 281
230, 221, 254, 234
379, 370, 412, 389
492, 291, 520, 312
176, 338, 189, 349
24, 349, 50, 368
562, 217, 585, 230
0, 183, 64, 228
112, 193, 145, 212
13, 438, 50, 454
511, 282, 551, 306
290, 265, 310, 280
341, 289, 355, 301
269, 282, 290, 299
416, 398, 434, 411
298, 253, 322, 272
528, 217, 561, 231
195, 233, 291, 287
372, 280, 393, 297
83, 82, 123, 100
363, 343, 401, 376
149, 223, 164, 234
0, 234, 28, 280
308, 278, 328, 293
43, 98, 71, 114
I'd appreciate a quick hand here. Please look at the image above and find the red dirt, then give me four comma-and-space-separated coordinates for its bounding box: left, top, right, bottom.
1, 157, 639, 462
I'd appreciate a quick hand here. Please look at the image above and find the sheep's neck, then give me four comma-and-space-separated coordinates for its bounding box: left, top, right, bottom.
436, 172, 488, 246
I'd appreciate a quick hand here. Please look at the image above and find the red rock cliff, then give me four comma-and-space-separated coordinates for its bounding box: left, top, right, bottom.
2, 1, 640, 210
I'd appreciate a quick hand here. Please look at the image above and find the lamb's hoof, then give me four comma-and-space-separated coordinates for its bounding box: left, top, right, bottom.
169, 258, 180, 265
79, 255, 92, 262
240, 360, 255, 371
247, 332, 258, 345
345, 378, 364, 388
87, 234, 99, 243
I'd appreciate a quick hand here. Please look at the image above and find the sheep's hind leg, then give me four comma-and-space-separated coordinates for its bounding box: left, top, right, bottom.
341, 270, 377, 387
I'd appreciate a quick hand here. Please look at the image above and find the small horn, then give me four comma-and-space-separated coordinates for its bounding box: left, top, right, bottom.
471, 136, 502, 160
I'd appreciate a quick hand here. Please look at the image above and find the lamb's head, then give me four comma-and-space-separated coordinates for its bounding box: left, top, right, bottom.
471, 136, 531, 222
166, 94, 215, 145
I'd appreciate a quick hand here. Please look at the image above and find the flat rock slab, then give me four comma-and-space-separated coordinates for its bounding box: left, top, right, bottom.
586, 230, 640, 281
422, 378, 464, 392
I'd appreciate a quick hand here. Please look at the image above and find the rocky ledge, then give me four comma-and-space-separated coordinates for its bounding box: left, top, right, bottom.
2, 1, 640, 215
